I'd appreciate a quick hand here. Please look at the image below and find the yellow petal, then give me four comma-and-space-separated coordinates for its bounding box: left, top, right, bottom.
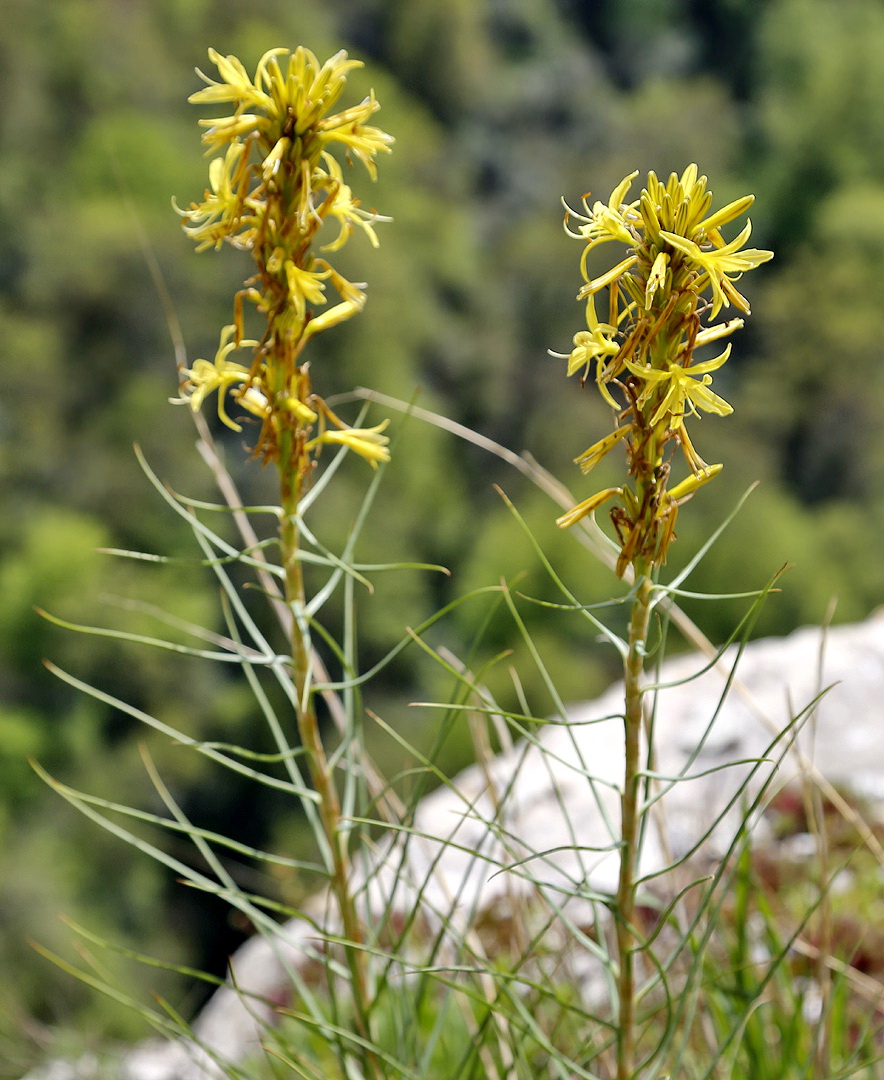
609, 170, 639, 210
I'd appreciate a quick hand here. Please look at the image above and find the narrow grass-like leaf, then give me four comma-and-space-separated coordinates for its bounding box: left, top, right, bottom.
41, 664, 319, 799
37, 607, 283, 665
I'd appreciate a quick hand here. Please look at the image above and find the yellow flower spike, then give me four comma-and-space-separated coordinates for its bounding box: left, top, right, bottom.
556, 487, 623, 530
555, 166, 771, 573
183, 45, 392, 252
661, 221, 773, 317
180, 46, 392, 467
309, 421, 391, 469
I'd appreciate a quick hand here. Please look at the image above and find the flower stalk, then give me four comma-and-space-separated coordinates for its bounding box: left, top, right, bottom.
173, 46, 393, 1074
616, 563, 652, 1080
553, 166, 772, 1078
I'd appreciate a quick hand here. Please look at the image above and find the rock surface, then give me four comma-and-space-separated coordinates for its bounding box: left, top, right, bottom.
24, 610, 884, 1080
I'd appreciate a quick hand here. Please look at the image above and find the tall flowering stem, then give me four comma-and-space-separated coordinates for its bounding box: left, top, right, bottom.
174, 46, 393, 1070
554, 166, 772, 1078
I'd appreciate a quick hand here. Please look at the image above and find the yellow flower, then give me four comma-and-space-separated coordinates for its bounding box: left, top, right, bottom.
317, 154, 391, 251
174, 140, 251, 251
556, 324, 620, 380
309, 421, 391, 468
564, 171, 639, 251
550, 291, 626, 404
176, 326, 259, 431
302, 266, 367, 341
190, 48, 273, 110
624, 346, 734, 428
316, 93, 393, 179
660, 221, 773, 317
283, 262, 332, 326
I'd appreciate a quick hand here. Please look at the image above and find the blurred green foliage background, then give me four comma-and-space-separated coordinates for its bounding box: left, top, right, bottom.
3, 0, 884, 1069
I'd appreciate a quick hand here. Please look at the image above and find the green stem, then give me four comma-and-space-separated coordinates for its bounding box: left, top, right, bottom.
279, 468, 379, 1079
616, 562, 653, 1080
